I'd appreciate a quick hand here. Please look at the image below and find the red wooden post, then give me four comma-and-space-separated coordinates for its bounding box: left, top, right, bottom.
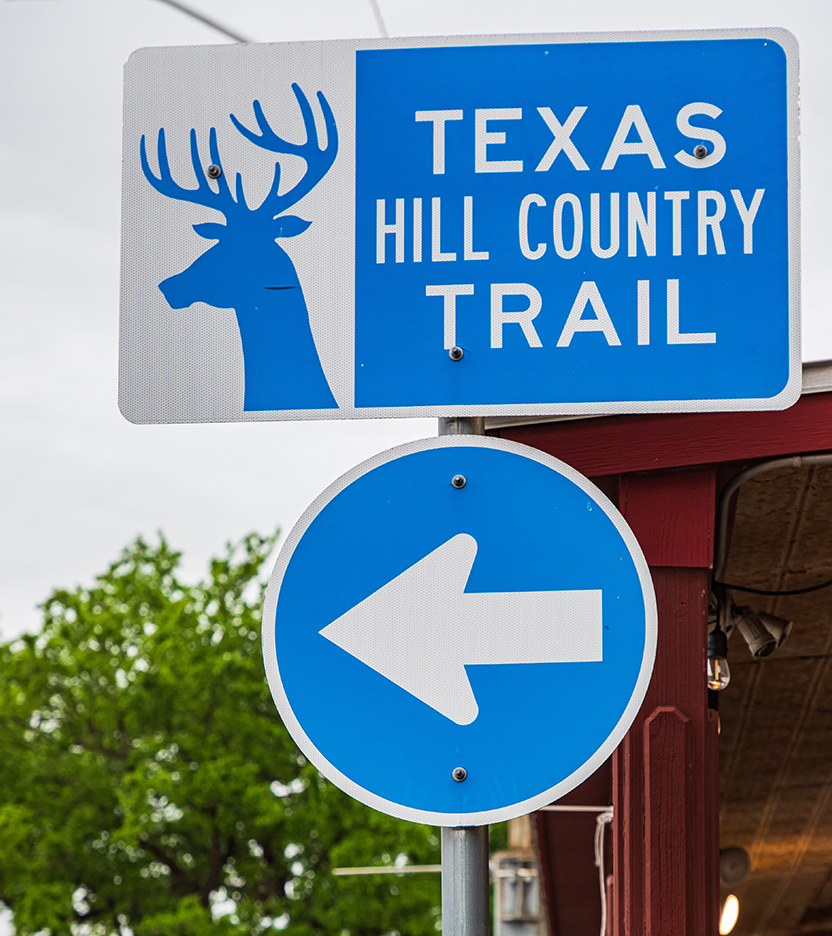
612, 470, 720, 936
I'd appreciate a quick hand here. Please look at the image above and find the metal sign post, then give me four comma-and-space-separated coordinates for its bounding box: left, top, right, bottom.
442, 826, 490, 936
437, 415, 488, 934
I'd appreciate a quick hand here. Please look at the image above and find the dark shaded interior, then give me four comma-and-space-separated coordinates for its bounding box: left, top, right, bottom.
719, 462, 832, 936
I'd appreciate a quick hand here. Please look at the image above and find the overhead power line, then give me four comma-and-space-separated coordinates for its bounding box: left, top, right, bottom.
150, 0, 250, 43
367, 0, 388, 37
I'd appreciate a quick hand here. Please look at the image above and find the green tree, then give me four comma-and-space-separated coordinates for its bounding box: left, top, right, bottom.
0, 534, 441, 935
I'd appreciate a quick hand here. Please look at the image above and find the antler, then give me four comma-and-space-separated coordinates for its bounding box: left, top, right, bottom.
140, 126, 239, 216
229, 83, 338, 216
141, 85, 337, 225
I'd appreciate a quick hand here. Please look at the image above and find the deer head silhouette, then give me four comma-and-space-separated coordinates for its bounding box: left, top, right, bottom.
140, 84, 338, 412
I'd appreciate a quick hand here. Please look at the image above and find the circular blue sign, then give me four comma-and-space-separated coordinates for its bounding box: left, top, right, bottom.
263, 436, 656, 825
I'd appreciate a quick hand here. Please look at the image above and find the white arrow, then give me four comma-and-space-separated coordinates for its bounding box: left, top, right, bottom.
319, 533, 603, 726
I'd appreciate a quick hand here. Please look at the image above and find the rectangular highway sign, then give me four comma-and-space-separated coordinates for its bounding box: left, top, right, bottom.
120, 28, 799, 423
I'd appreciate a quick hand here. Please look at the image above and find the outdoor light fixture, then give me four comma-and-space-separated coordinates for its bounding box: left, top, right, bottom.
733, 605, 793, 658
719, 847, 750, 887
708, 592, 794, 690
720, 895, 740, 935
708, 622, 732, 691
717, 848, 748, 934
707, 593, 731, 691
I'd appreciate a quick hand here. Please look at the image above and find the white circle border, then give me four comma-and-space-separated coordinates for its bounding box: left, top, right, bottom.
262, 435, 658, 827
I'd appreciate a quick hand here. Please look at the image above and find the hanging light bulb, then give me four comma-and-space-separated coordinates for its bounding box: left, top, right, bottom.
720, 895, 740, 934
708, 622, 731, 691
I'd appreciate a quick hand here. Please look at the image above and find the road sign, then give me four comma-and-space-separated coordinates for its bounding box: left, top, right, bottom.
121, 28, 799, 424
262, 435, 657, 825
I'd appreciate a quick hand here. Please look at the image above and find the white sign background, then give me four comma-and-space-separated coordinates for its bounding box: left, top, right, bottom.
121, 40, 357, 423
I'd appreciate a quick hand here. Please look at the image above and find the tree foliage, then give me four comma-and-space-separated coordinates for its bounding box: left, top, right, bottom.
0, 534, 441, 935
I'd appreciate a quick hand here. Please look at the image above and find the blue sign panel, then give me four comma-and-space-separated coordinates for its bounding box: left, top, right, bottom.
354, 36, 798, 415
263, 436, 657, 825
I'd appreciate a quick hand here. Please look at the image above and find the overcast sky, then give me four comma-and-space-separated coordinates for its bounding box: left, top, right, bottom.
0, 0, 830, 641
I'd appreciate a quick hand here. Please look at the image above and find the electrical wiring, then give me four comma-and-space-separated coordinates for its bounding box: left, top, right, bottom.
713, 576, 832, 597
713, 452, 832, 600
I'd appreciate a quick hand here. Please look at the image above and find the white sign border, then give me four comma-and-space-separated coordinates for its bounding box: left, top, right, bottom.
262, 435, 658, 826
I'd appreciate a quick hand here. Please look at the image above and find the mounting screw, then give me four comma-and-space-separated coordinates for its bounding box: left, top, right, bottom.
452, 766, 467, 782
207, 164, 222, 179
452, 474, 466, 489
449, 346, 464, 361
693, 144, 708, 160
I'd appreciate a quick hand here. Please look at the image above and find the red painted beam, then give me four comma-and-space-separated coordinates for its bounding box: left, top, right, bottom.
494, 391, 832, 477
620, 470, 716, 568
610, 470, 720, 936
643, 707, 692, 935
612, 566, 717, 936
